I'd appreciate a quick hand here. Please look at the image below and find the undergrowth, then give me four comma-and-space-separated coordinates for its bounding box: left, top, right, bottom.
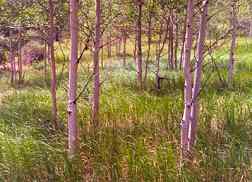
0, 39, 251, 181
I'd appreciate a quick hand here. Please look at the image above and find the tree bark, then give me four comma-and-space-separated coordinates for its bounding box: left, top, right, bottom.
227, 0, 237, 88
107, 0, 112, 58
18, 27, 22, 83
189, 0, 209, 151
155, 20, 168, 90
44, 40, 47, 82
123, 33, 127, 66
133, 35, 137, 65
101, 38, 104, 69
144, 15, 152, 86
174, 13, 179, 70
92, 0, 101, 128
118, 37, 122, 56
168, 10, 174, 70
116, 39, 119, 56
68, 0, 79, 157
156, 35, 161, 90
48, 0, 58, 129
136, 1, 143, 89
155, 22, 165, 90
181, 0, 194, 159
9, 29, 15, 84
179, 13, 188, 70
107, 33, 112, 57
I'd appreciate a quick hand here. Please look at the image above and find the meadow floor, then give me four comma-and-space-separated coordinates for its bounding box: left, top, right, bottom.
0, 39, 252, 181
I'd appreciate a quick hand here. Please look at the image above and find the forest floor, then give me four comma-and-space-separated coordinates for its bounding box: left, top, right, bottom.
0, 38, 251, 181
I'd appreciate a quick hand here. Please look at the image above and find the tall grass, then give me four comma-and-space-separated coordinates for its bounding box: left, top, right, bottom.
0, 39, 251, 181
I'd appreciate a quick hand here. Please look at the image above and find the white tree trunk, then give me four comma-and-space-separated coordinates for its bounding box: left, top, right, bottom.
181, 0, 194, 159
68, 0, 79, 157
227, 0, 237, 88
92, 0, 101, 128
189, 0, 209, 151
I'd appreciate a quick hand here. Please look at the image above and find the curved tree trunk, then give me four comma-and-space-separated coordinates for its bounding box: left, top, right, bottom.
68, 0, 79, 157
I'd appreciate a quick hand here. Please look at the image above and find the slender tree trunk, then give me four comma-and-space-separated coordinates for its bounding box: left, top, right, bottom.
144, 16, 152, 86
107, 33, 112, 57
181, 0, 194, 159
155, 21, 168, 90
174, 14, 179, 70
156, 35, 161, 90
68, 0, 79, 157
9, 29, 15, 84
101, 38, 104, 69
189, 0, 209, 151
168, 10, 174, 70
155, 22, 165, 90
48, 0, 58, 129
107, 0, 112, 58
123, 34, 127, 66
227, 0, 237, 88
179, 14, 188, 70
118, 37, 122, 56
92, 0, 101, 128
115, 39, 119, 56
133, 36, 137, 65
250, 22, 252, 37
44, 40, 47, 81
136, 1, 143, 89
13, 56, 16, 81
9, 49, 15, 84
18, 27, 22, 83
